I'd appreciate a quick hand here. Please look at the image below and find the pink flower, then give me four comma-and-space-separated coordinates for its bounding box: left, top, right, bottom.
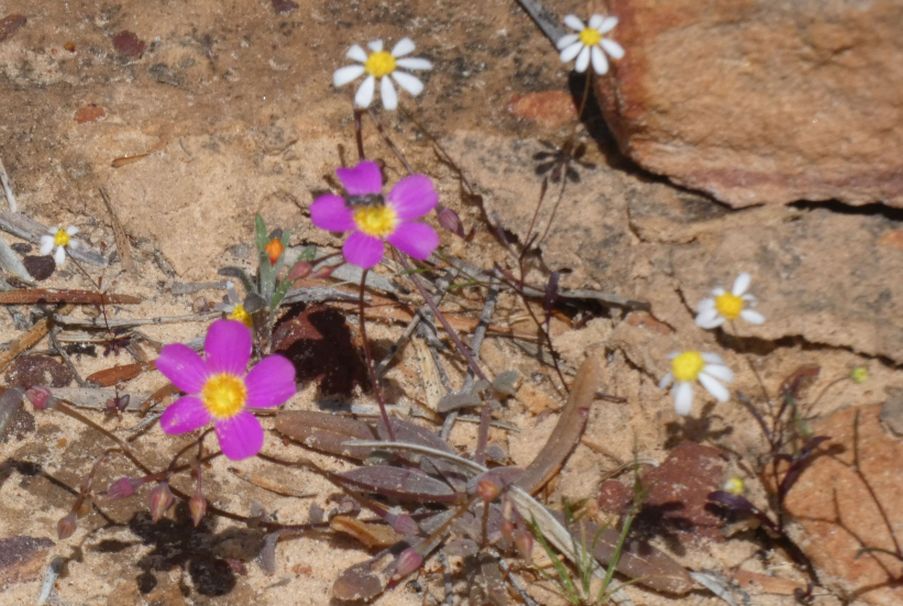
155, 319, 296, 460
310, 160, 439, 269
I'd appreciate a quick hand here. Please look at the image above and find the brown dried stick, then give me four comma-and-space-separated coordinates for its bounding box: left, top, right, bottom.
0, 289, 141, 305
98, 188, 136, 274
515, 355, 601, 494
0, 304, 74, 373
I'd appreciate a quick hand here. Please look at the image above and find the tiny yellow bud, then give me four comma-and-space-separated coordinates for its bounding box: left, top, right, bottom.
850, 367, 868, 384
723, 476, 745, 496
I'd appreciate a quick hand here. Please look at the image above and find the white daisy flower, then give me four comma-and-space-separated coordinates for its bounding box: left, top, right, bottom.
333, 38, 432, 111
39, 225, 79, 266
695, 272, 766, 329
659, 350, 734, 416
556, 14, 625, 75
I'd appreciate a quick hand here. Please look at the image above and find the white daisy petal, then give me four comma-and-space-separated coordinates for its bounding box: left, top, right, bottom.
380, 76, 398, 111
333, 64, 365, 87
601, 38, 625, 60
659, 372, 674, 389
599, 16, 619, 34
732, 272, 752, 296
39, 235, 55, 255
701, 352, 725, 365
589, 14, 604, 30
53, 246, 66, 266
346, 44, 368, 63
354, 75, 376, 108
702, 364, 734, 383
391, 37, 415, 58
590, 45, 609, 75
742, 294, 758, 304
395, 57, 432, 71
741, 309, 766, 324
712, 287, 726, 296
391, 71, 424, 96
559, 41, 583, 64
563, 14, 585, 32
698, 373, 730, 402
695, 310, 724, 329
575, 46, 591, 72
674, 382, 694, 416
556, 33, 579, 51
66, 226, 79, 236
367, 39, 384, 52
697, 298, 716, 311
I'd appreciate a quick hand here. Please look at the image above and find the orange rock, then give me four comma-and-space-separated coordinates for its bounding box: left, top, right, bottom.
508, 91, 576, 128
782, 404, 903, 605
74, 104, 105, 123
878, 229, 903, 251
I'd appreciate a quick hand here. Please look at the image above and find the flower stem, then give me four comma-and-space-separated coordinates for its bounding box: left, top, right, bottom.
358, 270, 396, 441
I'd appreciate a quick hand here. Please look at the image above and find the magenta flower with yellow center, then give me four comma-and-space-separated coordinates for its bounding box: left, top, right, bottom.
155, 319, 296, 460
310, 160, 439, 269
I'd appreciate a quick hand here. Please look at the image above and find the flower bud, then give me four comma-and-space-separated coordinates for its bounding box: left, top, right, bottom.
311, 265, 335, 280
189, 492, 207, 527
288, 260, 312, 282
513, 528, 533, 561
850, 366, 868, 384
148, 482, 175, 523
26, 386, 57, 411
476, 475, 502, 503
437, 205, 464, 238
391, 547, 423, 581
264, 238, 285, 265
723, 476, 745, 496
106, 476, 143, 499
57, 512, 77, 540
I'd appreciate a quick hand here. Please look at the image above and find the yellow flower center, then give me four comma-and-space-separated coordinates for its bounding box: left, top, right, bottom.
353, 204, 397, 238
201, 373, 247, 419
672, 351, 704, 382
228, 304, 253, 329
715, 292, 744, 320
53, 228, 70, 247
579, 27, 602, 47
365, 50, 396, 78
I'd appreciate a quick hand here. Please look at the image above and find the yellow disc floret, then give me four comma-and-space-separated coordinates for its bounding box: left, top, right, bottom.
579, 27, 602, 47
715, 292, 744, 320
53, 228, 70, 247
672, 351, 704, 382
228, 304, 253, 329
201, 373, 247, 419
723, 476, 745, 495
365, 51, 396, 78
354, 205, 398, 238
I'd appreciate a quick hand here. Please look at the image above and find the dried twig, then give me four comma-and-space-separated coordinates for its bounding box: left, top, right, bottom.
98, 188, 136, 273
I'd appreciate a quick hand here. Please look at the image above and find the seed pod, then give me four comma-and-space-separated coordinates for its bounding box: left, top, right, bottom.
148, 482, 175, 522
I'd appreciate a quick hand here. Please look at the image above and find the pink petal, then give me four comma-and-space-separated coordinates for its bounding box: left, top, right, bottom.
204, 319, 251, 375
245, 355, 297, 408
386, 221, 439, 261
337, 160, 383, 196
160, 396, 211, 434
387, 175, 437, 220
343, 231, 384, 269
214, 412, 264, 460
311, 194, 354, 232
156, 344, 208, 393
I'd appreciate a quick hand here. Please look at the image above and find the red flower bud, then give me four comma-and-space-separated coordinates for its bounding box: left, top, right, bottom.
106, 476, 143, 499
288, 260, 312, 282
189, 492, 207, 527
514, 528, 533, 561
148, 482, 175, 522
26, 386, 57, 411
391, 547, 423, 582
477, 475, 502, 502
437, 205, 464, 238
57, 512, 77, 540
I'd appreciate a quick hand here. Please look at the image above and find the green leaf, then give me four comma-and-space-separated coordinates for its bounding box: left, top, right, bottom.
255, 214, 268, 251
